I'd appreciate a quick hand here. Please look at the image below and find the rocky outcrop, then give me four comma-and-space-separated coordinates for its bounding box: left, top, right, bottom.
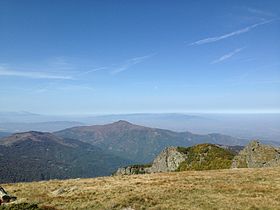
115, 147, 187, 175
231, 140, 280, 168
147, 147, 187, 173
116, 141, 280, 175
115, 144, 235, 175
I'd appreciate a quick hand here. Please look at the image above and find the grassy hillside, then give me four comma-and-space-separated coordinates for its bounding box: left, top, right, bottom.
177, 144, 235, 171
3, 167, 280, 210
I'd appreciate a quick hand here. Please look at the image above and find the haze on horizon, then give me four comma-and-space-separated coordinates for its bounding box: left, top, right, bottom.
0, 0, 279, 115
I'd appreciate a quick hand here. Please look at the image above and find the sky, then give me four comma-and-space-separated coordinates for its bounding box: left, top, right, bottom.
0, 0, 279, 115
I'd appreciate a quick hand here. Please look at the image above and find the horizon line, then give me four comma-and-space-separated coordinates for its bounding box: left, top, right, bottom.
1, 110, 280, 116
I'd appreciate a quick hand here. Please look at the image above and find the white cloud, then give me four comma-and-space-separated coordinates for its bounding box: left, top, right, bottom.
211, 48, 243, 64
189, 19, 274, 46
0, 67, 73, 80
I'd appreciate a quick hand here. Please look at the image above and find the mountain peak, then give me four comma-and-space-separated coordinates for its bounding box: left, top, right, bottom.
108, 120, 143, 130
0, 131, 61, 146
113, 120, 132, 125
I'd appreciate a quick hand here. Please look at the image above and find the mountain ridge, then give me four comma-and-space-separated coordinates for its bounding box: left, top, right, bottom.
55, 120, 246, 163
0, 131, 131, 183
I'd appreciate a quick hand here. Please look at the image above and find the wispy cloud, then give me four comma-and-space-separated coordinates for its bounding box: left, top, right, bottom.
0, 67, 73, 80
34, 84, 95, 93
247, 8, 278, 18
0, 53, 155, 81
79, 67, 108, 76
111, 54, 155, 75
71, 53, 155, 77
189, 19, 275, 46
211, 48, 243, 64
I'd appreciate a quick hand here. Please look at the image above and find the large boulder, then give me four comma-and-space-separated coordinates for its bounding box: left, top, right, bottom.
231, 140, 280, 168
147, 147, 187, 173
114, 147, 187, 175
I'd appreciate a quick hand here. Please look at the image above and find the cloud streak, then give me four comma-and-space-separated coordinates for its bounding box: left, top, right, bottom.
111, 54, 155, 75
0, 67, 73, 80
189, 19, 274, 46
247, 8, 278, 18
72, 53, 155, 77
211, 48, 243, 64
79, 67, 108, 76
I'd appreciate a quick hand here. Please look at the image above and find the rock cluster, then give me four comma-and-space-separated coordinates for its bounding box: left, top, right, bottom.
114, 165, 148, 175
231, 140, 280, 168
115, 141, 280, 176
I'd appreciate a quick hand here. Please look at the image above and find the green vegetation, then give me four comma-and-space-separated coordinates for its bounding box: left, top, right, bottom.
177, 144, 235, 171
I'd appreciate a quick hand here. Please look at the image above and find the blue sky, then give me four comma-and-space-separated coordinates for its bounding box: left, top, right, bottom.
0, 0, 279, 114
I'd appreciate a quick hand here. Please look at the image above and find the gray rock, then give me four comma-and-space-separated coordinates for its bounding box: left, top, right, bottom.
231, 140, 280, 168
114, 165, 148, 175
115, 147, 187, 175
148, 147, 187, 173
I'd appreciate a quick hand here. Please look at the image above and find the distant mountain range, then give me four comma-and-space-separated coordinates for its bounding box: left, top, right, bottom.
0, 112, 279, 142
0, 121, 84, 133
0, 111, 84, 132
0, 131, 131, 183
0, 120, 278, 183
55, 120, 246, 163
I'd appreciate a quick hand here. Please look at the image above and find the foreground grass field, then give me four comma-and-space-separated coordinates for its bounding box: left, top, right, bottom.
3, 167, 280, 210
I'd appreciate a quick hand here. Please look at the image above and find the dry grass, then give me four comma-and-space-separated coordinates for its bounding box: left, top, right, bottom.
3, 167, 280, 210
